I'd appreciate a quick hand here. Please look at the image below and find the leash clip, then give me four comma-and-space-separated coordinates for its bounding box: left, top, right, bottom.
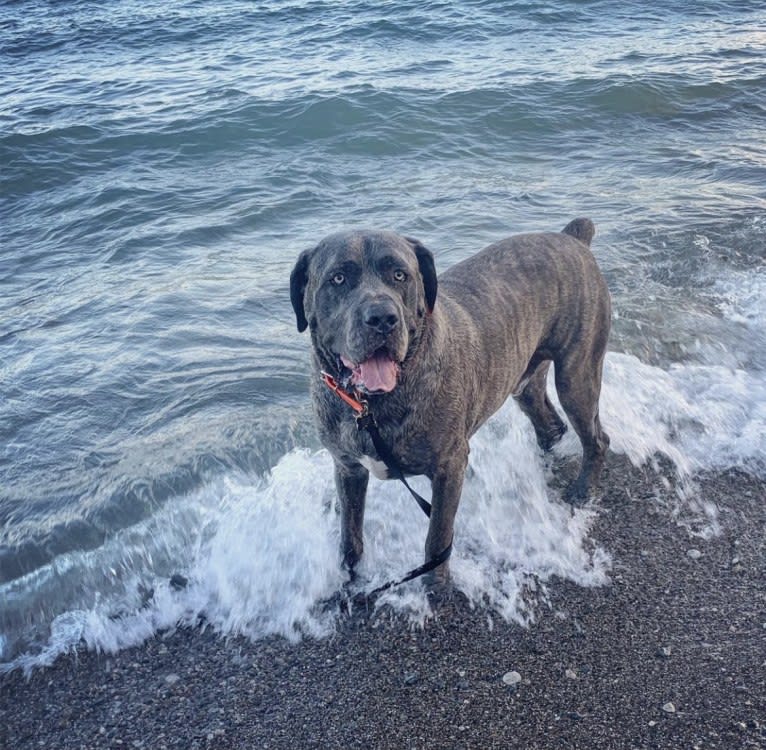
355, 403, 373, 431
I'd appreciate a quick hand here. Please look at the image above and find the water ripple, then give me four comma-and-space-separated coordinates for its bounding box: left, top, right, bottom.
1, 0, 765, 667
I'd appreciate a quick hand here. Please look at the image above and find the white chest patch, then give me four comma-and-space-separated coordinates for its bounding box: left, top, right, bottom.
359, 455, 390, 480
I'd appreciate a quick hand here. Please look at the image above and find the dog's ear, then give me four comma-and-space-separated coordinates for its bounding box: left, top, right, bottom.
406, 237, 438, 313
290, 249, 311, 332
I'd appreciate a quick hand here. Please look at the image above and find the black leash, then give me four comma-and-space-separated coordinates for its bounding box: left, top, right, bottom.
321, 372, 453, 595
356, 407, 453, 596
356, 410, 433, 518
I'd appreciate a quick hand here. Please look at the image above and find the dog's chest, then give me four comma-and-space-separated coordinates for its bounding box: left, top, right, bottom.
335, 416, 430, 478
316, 388, 433, 477
356, 419, 433, 479
358, 454, 390, 480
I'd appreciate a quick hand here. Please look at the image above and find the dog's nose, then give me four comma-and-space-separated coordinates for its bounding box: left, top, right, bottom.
363, 304, 399, 335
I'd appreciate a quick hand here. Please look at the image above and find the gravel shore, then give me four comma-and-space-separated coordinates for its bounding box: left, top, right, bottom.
2, 456, 764, 750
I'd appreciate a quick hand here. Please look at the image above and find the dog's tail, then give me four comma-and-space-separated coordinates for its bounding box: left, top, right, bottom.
562, 217, 595, 247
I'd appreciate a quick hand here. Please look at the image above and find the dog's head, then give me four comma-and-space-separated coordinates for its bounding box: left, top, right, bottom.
290, 230, 437, 394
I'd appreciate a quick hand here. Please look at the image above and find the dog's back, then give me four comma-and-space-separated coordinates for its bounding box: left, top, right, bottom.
433, 221, 609, 425
439, 219, 605, 325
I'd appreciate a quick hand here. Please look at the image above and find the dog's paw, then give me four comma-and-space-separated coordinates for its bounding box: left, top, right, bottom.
424, 577, 456, 607
538, 422, 568, 452
564, 481, 592, 508
323, 581, 373, 616
564, 479, 605, 509
425, 580, 473, 615
341, 547, 363, 576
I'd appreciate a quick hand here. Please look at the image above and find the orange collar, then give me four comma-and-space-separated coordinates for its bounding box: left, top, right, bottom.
320, 371, 368, 415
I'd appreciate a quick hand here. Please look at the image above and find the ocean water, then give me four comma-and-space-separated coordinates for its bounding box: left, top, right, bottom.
1, 0, 764, 673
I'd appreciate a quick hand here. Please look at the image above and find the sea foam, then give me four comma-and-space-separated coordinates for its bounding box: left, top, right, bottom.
3, 348, 763, 675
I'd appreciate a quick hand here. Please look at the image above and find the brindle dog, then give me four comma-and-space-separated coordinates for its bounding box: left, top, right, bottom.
290, 219, 610, 583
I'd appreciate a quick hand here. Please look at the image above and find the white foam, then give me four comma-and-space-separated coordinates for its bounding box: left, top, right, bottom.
715, 267, 765, 328
2, 349, 764, 674
603, 353, 765, 478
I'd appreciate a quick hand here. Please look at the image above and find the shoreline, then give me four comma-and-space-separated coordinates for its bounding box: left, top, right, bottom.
2, 456, 764, 749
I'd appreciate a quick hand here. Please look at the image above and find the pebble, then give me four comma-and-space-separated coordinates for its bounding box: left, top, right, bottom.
403, 672, 419, 686
656, 646, 672, 658
502, 671, 522, 686
687, 549, 702, 560
164, 673, 181, 686
565, 669, 577, 680
662, 702, 676, 713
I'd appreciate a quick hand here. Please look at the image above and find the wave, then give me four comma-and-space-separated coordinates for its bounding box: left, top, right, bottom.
3, 348, 762, 674
2, 0, 765, 677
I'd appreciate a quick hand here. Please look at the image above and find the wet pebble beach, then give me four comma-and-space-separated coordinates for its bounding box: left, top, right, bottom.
3, 457, 764, 750
2, 1, 765, 748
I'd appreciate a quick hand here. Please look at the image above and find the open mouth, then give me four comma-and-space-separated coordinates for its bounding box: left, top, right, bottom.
338, 348, 401, 394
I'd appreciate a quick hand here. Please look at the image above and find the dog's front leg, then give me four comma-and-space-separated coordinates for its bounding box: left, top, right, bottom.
425, 451, 468, 586
335, 461, 369, 574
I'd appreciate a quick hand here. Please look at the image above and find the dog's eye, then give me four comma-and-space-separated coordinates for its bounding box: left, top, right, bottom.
393, 269, 407, 282
330, 272, 345, 286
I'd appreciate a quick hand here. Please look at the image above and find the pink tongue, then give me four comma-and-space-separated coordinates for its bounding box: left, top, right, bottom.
347, 351, 399, 392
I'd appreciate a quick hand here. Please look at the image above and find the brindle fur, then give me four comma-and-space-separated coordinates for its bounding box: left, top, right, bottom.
290, 219, 611, 582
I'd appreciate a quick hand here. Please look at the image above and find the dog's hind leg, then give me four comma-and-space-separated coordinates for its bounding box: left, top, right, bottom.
515, 360, 568, 451
553, 349, 610, 505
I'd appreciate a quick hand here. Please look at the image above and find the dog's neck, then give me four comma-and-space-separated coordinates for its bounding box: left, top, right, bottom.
401, 304, 445, 378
